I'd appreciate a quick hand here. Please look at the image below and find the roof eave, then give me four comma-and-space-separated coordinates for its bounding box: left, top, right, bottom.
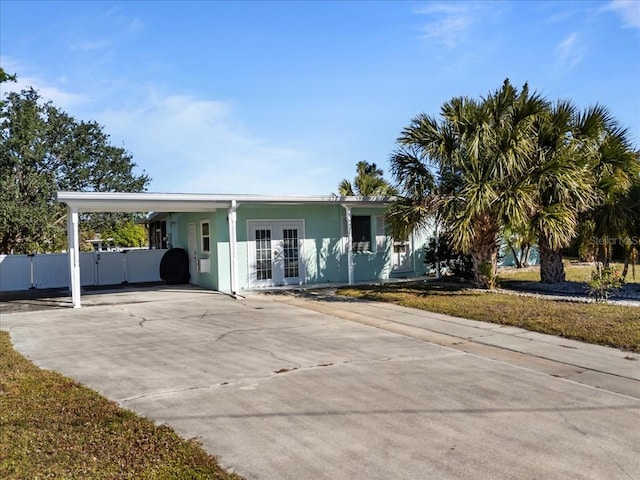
56, 191, 393, 212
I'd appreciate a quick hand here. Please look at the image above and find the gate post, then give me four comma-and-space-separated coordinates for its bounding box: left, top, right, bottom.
28, 252, 36, 289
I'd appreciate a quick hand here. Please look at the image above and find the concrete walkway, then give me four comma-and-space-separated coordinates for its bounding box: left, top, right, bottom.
2, 286, 639, 480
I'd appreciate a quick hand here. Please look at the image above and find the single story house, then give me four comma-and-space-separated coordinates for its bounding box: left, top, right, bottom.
57, 191, 428, 307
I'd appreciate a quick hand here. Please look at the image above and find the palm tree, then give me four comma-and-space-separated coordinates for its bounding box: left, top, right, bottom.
588, 132, 640, 271
528, 104, 639, 283
525, 101, 596, 283
620, 181, 640, 279
388, 80, 547, 288
388, 79, 638, 288
338, 160, 397, 196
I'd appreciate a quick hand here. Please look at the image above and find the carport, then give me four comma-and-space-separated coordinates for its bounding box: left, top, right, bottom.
58, 192, 232, 308
58, 191, 388, 308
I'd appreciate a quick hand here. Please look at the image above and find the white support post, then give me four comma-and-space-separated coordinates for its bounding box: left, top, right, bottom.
228, 200, 239, 295
343, 205, 354, 285
67, 206, 82, 308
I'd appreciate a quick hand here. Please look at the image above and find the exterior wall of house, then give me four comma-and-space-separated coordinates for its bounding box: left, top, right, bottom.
235, 204, 348, 288
240, 204, 407, 289
168, 203, 428, 293
169, 211, 220, 290
148, 220, 168, 249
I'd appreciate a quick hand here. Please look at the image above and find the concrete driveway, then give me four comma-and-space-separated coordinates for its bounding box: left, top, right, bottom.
2, 286, 639, 480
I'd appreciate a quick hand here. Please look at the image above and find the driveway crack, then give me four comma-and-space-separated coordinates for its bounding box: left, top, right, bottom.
114, 306, 151, 327
555, 407, 634, 479
120, 355, 451, 404
245, 345, 299, 366
213, 323, 334, 343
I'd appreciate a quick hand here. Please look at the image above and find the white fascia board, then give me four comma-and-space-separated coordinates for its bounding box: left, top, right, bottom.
56, 191, 393, 213
56, 191, 227, 212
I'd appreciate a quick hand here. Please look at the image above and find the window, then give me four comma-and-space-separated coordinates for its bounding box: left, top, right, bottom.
255, 228, 272, 280
375, 215, 386, 253
283, 228, 300, 278
351, 216, 372, 253
201, 220, 210, 253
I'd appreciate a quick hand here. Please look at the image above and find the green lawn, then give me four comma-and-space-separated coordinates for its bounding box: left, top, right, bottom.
337, 279, 640, 352
0, 331, 242, 480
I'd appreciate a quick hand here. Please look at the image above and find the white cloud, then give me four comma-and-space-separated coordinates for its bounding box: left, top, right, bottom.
103, 4, 144, 33
546, 9, 578, 24
555, 32, 586, 70
126, 18, 144, 34
1, 58, 329, 195
65, 7, 143, 54
96, 91, 315, 194
604, 0, 640, 29
0, 58, 89, 109
414, 1, 498, 48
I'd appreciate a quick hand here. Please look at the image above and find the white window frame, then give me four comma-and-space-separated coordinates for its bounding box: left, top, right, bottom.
375, 215, 386, 253
200, 220, 211, 253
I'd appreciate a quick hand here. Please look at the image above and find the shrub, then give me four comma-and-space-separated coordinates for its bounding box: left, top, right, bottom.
587, 265, 623, 302
424, 236, 474, 280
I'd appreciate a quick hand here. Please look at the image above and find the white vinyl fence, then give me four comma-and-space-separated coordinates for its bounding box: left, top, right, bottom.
0, 249, 168, 292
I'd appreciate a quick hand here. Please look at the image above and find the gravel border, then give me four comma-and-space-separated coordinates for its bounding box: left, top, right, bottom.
495, 281, 640, 306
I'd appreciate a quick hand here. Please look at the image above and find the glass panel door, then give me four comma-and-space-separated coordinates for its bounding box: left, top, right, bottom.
282, 228, 299, 279
255, 229, 272, 281
249, 221, 304, 288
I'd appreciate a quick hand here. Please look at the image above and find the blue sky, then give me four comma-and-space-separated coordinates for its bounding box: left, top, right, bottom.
1, 0, 639, 195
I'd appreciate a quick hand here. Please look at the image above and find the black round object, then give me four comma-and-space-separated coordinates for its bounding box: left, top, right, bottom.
159, 248, 191, 284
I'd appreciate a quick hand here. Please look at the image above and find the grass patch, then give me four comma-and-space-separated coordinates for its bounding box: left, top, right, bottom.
498, 262, 640, 284
337, 280, 640, 352
0, 331, 242, 480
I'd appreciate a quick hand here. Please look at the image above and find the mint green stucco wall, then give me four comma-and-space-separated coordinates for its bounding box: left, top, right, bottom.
235, 204, 346, 288
166, 211, 220, 290
233, 204, 393, 291
167, 203, 428, 292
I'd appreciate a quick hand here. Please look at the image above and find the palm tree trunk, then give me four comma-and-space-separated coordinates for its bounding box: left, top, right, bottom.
539, 234, 566, 283
470, 249, 498, 288
469, 222, 500, 289
621, 245, 634, 280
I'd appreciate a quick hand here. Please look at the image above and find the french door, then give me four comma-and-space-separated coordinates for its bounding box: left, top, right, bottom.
249, 220, 304, 287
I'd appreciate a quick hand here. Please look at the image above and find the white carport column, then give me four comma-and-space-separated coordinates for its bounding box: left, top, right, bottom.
66, 206, 82, 308
228, 200, 239, 295
343, 205, 354, 285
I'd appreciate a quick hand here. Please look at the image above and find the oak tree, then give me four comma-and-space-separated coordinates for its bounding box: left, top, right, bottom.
0, 73, 150, 253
